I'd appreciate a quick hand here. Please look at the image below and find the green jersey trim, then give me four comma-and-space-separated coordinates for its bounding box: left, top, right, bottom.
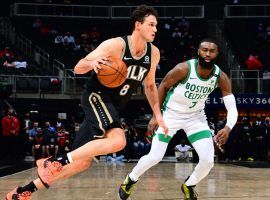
195, 59, 217, 81
188, 130, 211, 143
181, 61, 191, 84
214, 67, 221, 88
161, 82, 179, 112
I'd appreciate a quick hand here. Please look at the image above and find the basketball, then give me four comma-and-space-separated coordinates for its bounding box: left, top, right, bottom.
97, 56, 128, 88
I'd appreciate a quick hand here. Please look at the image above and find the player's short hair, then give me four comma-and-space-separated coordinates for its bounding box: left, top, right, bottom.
199, 38, 219, 49
130, 4, 158, 31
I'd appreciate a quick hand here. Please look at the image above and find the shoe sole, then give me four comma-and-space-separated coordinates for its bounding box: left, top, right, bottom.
118, 188, 132, 200
118, 193, 131, 200
36, 159, 50, 189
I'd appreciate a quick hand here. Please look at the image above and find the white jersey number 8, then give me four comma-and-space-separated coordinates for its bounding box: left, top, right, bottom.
120, 84, 130, 96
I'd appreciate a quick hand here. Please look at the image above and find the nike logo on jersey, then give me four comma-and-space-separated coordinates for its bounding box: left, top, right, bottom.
124, 56, 132, 60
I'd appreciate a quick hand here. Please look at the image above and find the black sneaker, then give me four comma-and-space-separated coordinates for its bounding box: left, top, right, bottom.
181, 183, 198, 200
118, 174, 137, 200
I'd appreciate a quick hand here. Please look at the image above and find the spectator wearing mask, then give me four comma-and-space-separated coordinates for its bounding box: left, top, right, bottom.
56, 125, 70, 154
2, 108, 20, 136
25, 121, 40, 161
29, 122, 39, 139
43, 122, 59, 158
1, 108, 20, 161
32, 128, 45, 160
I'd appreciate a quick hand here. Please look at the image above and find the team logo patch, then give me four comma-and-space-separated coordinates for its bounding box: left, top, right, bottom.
144, 56, 150, 64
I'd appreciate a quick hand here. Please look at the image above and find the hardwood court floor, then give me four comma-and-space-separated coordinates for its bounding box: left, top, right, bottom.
1, 162, 270, 200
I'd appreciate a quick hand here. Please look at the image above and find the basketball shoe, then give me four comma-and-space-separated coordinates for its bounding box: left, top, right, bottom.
6, 187, 32, 200
118, 174, 137, 200
36, 158, 63, 188
181, 183, 198, 200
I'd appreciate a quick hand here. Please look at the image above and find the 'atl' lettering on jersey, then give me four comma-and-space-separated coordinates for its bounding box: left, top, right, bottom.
184, 82, 214, 100
127, 65, 148, 81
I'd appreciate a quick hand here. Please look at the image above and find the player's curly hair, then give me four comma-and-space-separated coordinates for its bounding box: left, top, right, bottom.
130, 4, 158, 31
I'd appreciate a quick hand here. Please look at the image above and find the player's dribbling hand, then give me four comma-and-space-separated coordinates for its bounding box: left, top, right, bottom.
215, 126, 231, 146
86, 57, 108, 73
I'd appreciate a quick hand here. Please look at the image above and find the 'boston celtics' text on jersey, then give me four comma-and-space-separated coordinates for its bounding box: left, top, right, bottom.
162, 59, 221, 113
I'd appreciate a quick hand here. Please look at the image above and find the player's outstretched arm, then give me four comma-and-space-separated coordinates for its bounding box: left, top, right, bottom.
74, 37, 124, 74
215, 72, 238, 145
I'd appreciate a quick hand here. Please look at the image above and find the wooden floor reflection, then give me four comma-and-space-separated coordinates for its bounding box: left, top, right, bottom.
1, 162, 270, 200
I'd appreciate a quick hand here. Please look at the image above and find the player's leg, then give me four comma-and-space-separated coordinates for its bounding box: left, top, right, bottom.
185, 137, 214, 186
118, 107, 181, 200
36, 127, 126, 188
7, 111, 114, 200
6, 112, 97, 199
181, 112, 214, 200
118, 131, 170, 200
35, 158, 93, 187
129, 132, 170, 181
69, 127, 126, 161
6, 158, 93, 200
181, 136, 214, 200
37, 94, 126, 187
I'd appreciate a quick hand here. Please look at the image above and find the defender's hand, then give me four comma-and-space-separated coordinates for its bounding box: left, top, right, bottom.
215, 126, 231, 146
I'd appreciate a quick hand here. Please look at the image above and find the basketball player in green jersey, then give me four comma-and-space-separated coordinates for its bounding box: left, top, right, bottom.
119, 38, 238, 200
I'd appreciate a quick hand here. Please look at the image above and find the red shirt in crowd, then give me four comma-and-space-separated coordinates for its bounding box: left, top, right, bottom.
2, 115, 20, 136
245, 55, 262, 70
0, 48, 14, 60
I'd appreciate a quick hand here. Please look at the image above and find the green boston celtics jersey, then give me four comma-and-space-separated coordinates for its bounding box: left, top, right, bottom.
162, 59, 221, 113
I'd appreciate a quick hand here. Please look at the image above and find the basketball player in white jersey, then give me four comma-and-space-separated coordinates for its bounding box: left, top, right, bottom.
119, 38, 238, 200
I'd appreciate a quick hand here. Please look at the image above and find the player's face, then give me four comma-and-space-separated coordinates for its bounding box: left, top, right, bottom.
198, 42, 218, 69
138, 15, 157, 42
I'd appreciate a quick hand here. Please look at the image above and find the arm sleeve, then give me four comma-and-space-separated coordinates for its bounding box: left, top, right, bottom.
223, 94, 238, 130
